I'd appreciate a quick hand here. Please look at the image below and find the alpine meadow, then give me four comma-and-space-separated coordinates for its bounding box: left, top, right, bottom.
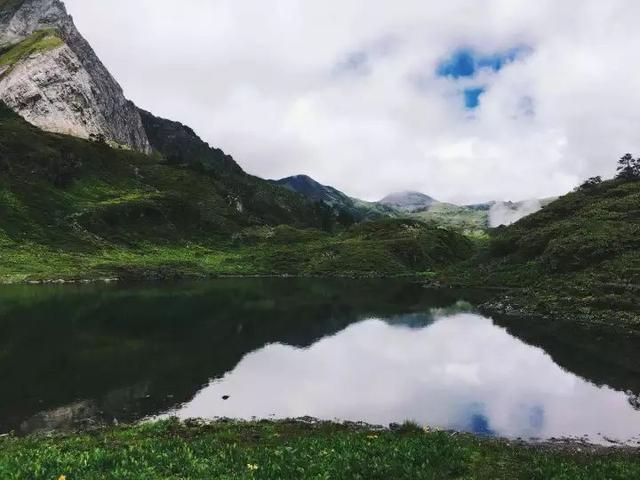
1, 1, 639, 479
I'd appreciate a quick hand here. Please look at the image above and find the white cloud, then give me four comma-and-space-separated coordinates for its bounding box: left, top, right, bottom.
489, 199, 542, 227
168, 313, 640, 442
64, 0, 640, 203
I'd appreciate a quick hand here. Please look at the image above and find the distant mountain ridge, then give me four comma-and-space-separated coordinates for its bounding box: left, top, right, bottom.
378, 191, 438, 213
271, 175, 350, 206
276, 175, 553, 231
271, 175, 399, 222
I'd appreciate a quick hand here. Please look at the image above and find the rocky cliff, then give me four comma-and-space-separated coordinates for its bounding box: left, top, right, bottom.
0, 0, 150, 152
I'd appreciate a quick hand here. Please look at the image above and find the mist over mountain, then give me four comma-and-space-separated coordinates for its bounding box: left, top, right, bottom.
489, 200, 543, 227
275, 173, 552, 230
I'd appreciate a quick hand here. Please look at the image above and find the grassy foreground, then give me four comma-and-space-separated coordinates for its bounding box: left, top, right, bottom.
1, 420, 639, 480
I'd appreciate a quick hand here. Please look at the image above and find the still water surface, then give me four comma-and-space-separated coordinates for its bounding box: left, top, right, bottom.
1, 279, 639, 445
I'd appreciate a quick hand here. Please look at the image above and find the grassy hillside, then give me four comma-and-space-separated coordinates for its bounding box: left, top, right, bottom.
0, 104, 473, 282
449, 178, 640, 329
413, 203, 489, 235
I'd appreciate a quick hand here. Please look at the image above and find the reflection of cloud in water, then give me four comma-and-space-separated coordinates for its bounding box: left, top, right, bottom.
171, 313, 640, 444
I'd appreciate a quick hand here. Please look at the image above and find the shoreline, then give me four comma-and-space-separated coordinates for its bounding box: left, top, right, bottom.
2, 419, 639, 479
6, 418, 640, 450
2, 272, 636, 334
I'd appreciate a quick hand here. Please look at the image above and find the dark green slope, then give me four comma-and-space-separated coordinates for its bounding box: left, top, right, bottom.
0, 104, 332, 246
0, 104, 473, 281
459, 178, 640, 329
487, 178, 639, 280
137, 108, 242, 174
0, 103, 333, 280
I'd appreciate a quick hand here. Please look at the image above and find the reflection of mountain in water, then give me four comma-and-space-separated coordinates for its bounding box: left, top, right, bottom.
490, 313, 640, 396
3, 279, 639, 437
169, 313, 640, 443
0, 279, 483, 433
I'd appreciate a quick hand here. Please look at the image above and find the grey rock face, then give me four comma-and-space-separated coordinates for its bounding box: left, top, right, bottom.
0, 0, 150, 152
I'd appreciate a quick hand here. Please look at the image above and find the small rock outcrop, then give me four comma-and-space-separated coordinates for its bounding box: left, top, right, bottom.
0, 0, 150, 152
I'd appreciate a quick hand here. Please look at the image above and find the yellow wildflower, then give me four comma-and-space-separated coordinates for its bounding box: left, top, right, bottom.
247, 463, 259, 471
58, 476, 67, 480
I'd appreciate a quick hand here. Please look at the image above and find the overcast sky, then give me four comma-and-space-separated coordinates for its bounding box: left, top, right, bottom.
64, 0, 640, 203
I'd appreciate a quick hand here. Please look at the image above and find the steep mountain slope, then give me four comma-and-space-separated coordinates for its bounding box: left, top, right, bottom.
271, 175, 400, 222
0, 0, 150, 151
138, 108, 242, 174
0, 104, 476, 281
0, 103, 331, 248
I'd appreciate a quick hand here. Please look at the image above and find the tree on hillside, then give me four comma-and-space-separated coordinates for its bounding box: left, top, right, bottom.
576, 176, 602, 191
616, 153, 640, 180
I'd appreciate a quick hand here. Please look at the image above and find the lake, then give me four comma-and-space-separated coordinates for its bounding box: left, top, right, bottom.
1, 279, 639, 445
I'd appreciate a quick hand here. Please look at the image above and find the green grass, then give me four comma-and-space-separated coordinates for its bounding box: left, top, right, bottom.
0, 29, 63, 75
444, 178, 640, 330
0, 220, 474, 282
413, 202, 489, 236
1, 420, 638, 480
0, 105, 474, 282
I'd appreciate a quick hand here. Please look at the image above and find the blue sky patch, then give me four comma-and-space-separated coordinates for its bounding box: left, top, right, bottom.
437, 50, 477, 78
464, 87, 485, 109
437, 47, 527, 79
469, 413, 495, 436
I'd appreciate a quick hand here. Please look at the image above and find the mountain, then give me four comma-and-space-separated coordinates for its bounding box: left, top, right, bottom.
0, 103, 474, 281
0, 1, 346, 235
0, 1, 477, 282
271, 175, 399, 222
0, 0, 150, 151
469, 178, 640, 328
0, 103, 335, 240
138, 108, 243, 174
270, 175, 553, 234
412, 202, 490, 232
378, 191, 438, 213
271, 175, 353, 206
486, 179, 640, 277
378, 192, 492, 232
